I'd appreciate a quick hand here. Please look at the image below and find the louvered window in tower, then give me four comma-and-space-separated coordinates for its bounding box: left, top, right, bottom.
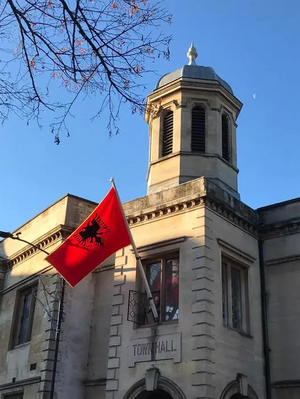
191, 106, 206, 153
222, 114, 230, 162
162, 111, 173, 157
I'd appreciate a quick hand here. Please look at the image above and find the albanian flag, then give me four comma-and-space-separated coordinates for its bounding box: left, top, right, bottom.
46, 187, 131, 287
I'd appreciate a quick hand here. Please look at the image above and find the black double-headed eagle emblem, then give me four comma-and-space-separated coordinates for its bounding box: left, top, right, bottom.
74, 214, 110, 247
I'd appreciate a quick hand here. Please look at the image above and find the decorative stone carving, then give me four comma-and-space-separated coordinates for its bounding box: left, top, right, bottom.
237, 373, 248, 396
148, 102, 162, 119
145, 367, 160, 391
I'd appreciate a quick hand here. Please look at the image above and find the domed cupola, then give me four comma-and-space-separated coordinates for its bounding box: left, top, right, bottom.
156, 43, 233, 95
145, 43, 243, 199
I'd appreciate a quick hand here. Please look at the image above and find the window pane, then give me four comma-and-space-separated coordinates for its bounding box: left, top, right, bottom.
147, 262, 161, 292
222, 262, 228, 325
164, 258, 179, 321
147, 262, 161, 321
231, 267, 242, 330
18, 292, 32, 344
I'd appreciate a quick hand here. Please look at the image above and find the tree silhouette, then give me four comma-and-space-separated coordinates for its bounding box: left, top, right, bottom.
2, 0, 171, 142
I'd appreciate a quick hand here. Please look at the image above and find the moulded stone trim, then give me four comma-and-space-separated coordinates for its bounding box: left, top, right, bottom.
196, 384, 215, 399
111, 315, 123, 325
109, 336, 121, 347
194, 267, 214, 280
122, 375, 187, 399
113, 285, 122, 296
191, 347, 215, 362
217, 239, 256, 263
196, 234, 214, 242
0, 377, 41, 391
106, 379, 119, 391
219, 380, 259, 399
115, 256, 127, 267
191, 371, 214, 386
192, 277, 214, 291
135, 236, 186, 254
193, 359, 215, 373
191, 323, 214, 337
192, 300, 214, 313
1, 272, 49, 296
110, 326, 119, 336
107, 357, 120, 369
273, 379, 300, 388
193, 255, 214, 264
192, 311, 214, 325
193, 335, 215, 349
192, 335, 215, 351
112, 294, 124, 306
260, 218, 300, 239
192, 244, 211, 251
108, 347, 117, 358
195, 289, 214, 302
112, 305, 120, 316
114, 275, 126, 286
8, 226, 72, 268
107, 369, 116, 380
265, 254, 300, 266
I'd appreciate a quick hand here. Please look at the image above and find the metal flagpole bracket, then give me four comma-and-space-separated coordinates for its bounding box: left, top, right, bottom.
110, 178, 159, 323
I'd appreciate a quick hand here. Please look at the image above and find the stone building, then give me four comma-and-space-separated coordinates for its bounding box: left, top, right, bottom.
0, 44, 299, 399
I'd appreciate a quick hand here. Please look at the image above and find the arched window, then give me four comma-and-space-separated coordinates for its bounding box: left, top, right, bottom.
191, 106, 206, 153
162, 111, 173, 157
222, 113, 230, 162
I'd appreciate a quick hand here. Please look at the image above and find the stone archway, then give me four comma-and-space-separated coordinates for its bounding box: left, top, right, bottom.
123, 376, 186, 399
220, 380, 259, 399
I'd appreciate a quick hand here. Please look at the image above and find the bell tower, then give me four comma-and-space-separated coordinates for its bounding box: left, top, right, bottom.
145, 44, 243, 199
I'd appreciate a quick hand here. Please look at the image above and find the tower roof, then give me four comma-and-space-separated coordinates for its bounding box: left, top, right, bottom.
155, 43, 233, 95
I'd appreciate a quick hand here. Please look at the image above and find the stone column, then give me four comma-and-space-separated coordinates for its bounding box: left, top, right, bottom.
106, 249, 128, 399
190, 202, 216, 399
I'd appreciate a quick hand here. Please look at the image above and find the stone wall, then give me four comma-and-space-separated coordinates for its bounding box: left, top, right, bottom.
259, 199, 300, 399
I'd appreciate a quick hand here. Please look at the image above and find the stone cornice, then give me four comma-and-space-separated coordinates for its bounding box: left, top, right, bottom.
273, 380, 300, 388
7, 225, 73, 269
83, 378, 107, 387
5, 180, 260, 272
149, 151, 239, 173
259, 217, 300, 239
0, 376, 41, 390
1, 265, 53, 296
204, 195, 258, 237
127, 191, 258, 237
265, 254, 300, 266
148, 78, 242, 113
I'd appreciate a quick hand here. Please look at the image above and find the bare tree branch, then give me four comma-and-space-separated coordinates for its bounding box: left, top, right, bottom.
0, 0, 172, 143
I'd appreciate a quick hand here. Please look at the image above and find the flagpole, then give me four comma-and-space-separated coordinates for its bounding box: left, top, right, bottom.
110, 178, 159, 322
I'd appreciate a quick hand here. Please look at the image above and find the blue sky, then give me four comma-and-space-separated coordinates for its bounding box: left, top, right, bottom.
1, 0, 300, 232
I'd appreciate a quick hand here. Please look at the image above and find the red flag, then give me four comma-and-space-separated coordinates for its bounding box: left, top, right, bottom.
46, 187, 131, 287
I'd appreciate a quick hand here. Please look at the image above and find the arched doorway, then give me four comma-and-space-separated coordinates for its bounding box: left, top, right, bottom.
220, 380, 259, 399
123, 375, 186, 399
135, 389, 173, 399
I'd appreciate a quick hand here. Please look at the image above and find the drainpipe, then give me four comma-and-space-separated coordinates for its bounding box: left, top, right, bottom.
258, 238, 272, 399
